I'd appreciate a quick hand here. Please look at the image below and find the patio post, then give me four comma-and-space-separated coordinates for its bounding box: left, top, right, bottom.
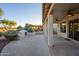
43, 20, 48, 44
48, 14, 54, 47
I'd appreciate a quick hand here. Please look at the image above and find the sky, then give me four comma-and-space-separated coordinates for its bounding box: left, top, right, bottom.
0, 3, 42, 27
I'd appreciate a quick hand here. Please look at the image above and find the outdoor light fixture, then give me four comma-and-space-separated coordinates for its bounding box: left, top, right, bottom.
67, 10, 74, 17
67, 13, 73, 17
68, 13, 72, 16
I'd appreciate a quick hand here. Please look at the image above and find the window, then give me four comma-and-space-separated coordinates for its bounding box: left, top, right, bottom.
60, 22, 66, 33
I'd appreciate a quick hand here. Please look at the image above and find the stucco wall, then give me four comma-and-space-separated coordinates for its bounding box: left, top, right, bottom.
53, 24, 57, 34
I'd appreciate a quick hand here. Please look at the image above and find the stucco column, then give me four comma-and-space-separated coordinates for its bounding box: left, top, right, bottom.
48, 14, 54, 47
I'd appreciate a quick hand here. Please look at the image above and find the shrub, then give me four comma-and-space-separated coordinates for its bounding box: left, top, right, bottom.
0, 32, 3, 37
3, 30, 17, 41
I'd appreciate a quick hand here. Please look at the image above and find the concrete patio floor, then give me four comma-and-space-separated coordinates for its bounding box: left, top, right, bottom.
1, 33, 79, 56
0, 34, 51, 56
50, 34, 79, 56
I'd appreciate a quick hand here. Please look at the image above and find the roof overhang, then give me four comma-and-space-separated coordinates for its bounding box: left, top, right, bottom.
42, 3, 79, 24
42, 3, 52, 23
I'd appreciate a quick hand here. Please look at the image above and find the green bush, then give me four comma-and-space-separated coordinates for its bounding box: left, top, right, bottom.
0, 32, 3, 37
3, 30, 17, 41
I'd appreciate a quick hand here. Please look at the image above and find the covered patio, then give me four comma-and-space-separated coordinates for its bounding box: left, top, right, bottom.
50, 34, 79, 56
42, 3, 79, 55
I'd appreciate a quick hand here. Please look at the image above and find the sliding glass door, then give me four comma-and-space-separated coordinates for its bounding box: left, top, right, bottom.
69, 19, 79, 41
69, 20, 74, 39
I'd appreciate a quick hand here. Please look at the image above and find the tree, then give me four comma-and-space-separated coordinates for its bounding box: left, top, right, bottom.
17, 25, 23, 32
8, 21, 16, 30
17, 25, 23, 30
1, 19, 16, 30
0, 8, 3, 27
0, 8, 3, 17
1, 19, 9, 30
25, 23, 33, 32
1, 19, 9, 25
0, 8, 16, 31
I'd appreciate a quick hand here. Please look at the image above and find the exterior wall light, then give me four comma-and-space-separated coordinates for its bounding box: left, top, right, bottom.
68, 14, 72, 17
67, 12, 74, 17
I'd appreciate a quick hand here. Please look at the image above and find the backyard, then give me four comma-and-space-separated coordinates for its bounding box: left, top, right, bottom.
0, 4, 43, 55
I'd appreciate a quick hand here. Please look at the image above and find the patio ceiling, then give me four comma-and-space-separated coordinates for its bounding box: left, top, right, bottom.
53, 3, 79, 20
42, 3, 79, 23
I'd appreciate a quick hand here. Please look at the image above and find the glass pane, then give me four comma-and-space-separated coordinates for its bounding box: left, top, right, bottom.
60, 22, 66, 33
